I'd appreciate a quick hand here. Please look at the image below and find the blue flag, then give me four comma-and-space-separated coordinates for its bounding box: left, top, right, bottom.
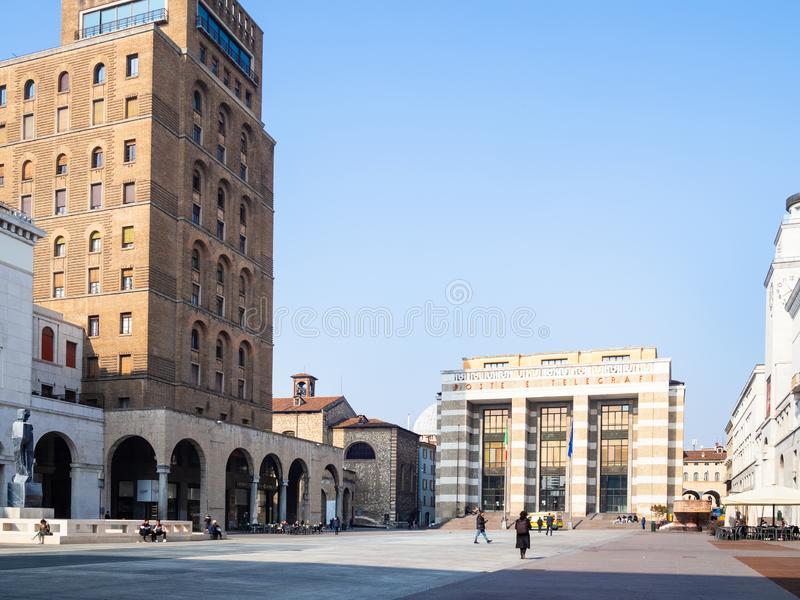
567, 422, 574, 458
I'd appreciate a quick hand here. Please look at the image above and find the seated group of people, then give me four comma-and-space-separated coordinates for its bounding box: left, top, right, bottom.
614, 514, 639, 524
138, 519, 168, 543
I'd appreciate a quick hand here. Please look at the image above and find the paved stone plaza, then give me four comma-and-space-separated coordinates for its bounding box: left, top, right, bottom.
0, 529, 797, 599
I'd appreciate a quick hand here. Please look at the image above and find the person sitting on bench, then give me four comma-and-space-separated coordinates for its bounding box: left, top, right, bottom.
139, 519, 153, 542
33, 519, 51, 544
152, 520, 167, 543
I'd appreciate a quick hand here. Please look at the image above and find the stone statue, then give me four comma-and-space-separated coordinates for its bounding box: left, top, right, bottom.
12, 409, 34, 482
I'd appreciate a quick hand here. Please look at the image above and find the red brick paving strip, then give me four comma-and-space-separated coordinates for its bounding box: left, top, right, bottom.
736, 557, 800, 598
711, 541, 794, 552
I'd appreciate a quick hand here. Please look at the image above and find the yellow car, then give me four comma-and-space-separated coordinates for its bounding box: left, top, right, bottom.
527, 512, 564, 530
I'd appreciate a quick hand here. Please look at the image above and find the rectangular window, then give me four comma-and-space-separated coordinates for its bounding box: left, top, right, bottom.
245, 90, 252, 108
124, 140, 136, 163
122, 226, 134, 249
223, 69, 230, 87
0, 123, 5, 144
483, 361, 509, 369
123, 182, 136, 204
542, 358, 567, 366
125, 96, 139, 118
602, 355, 630, 363
199, 45, 207, 64
211, 57, 219, 75
92, 99, 104, 125
126, 54, 139, 77
0, 164, 4, 186
57, 107, 69, 132
88, 268, 100, 294
119, 354, 132, 375
191, 363, 201, 385
118, 397, 131, 409
22, 114, 34, 139
0, 85, 5, 106
121, 268, 133, 290
216, 220, 225, 239
215, 371, 224, 393
191, 283, 201, 306
66, 341, 77, 368
239, 164, 247, 181
234, 79, 241, 98
55, 189, 67, 215
239, 235, 246, 253
216, 295, 224, 317
53, 272, 65, 298
192, 125, 202, 144
216, 145, 226, 163
192, 203, 201, 225
21, 195, 32, 216
90, 183, 103, 209
238, 307, 245, 327
237, 379, 245, 399
64, 389, 76, 402
86, 357, 99, 378
120, 312, 132, 335
88, 315, 100, 337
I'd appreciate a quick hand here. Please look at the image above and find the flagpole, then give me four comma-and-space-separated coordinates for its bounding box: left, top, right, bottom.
566, 415, 574, 530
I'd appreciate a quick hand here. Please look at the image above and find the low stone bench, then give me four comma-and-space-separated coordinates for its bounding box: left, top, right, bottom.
0, 519, 194, 544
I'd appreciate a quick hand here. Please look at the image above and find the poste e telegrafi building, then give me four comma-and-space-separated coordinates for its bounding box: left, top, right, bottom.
436, 347, 685, 520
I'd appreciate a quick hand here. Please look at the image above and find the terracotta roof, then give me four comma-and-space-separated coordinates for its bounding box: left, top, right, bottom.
333, 415, 419, 436
684, 449, 727, 461
335, 416, 391, 428
272, 395, 345, 413
291, 373, 317, 379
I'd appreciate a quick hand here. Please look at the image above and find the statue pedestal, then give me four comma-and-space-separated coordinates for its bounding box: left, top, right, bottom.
7, 481, 43, 509
0, 507, 54, 519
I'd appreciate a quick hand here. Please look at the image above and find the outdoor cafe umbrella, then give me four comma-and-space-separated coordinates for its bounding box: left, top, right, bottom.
722, 485, 800, 524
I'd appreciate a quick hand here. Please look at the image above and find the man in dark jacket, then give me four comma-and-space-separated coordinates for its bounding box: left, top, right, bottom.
546, 513, 554, 536
473, 511, 492, 544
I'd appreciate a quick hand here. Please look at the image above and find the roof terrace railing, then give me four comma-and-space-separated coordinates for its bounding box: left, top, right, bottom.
76, 8, 168, 40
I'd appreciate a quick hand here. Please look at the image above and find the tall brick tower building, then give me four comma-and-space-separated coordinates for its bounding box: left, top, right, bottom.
0, 0, 275, 429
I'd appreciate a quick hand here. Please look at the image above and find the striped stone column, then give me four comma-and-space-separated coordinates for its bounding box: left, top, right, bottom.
508, 397, 529, 516
570, 395, 589, 517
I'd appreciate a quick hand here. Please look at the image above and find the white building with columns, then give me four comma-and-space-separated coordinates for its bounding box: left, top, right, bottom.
0, 203, 104, 519
727, 194, 800, 525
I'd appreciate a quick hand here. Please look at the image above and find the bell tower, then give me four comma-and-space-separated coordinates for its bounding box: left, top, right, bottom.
291, 373, 317, 404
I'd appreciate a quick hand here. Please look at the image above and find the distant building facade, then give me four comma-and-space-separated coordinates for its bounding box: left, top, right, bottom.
682, 445, 727, 506
418, 441, 436, 526
334, 416, 419, 527
437, 347, 686, 520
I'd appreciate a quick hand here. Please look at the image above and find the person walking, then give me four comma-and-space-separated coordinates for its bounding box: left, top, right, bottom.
641, 516, 646, 531
473, 511, 492, 544
536, 516, 543, 533
545, 513, 554, 536
333, 516, 341, 535
514, 512, 532, 559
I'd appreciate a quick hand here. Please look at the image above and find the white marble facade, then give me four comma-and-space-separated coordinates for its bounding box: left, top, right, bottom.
0, 206, 103, 518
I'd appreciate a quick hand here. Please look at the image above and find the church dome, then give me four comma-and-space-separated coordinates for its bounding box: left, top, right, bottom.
413, 403, 437, 435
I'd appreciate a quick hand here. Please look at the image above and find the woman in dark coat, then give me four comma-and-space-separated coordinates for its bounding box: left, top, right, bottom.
514, 511, 532, 559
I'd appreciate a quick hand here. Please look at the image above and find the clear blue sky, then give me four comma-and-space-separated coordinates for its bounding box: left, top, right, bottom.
3, 1, 797, 445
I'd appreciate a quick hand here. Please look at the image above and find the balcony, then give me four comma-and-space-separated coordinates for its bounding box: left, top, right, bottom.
196, 15, 259, 85
76, 8, 168, 40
